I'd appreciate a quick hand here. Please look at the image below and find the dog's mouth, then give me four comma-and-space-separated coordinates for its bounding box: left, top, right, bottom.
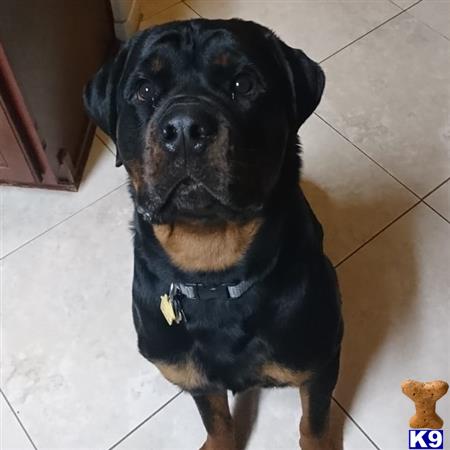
136, 176, 242, 222
165, 177, 225, 211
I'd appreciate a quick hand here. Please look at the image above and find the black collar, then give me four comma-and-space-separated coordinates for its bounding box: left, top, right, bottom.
170, 252, 279, 301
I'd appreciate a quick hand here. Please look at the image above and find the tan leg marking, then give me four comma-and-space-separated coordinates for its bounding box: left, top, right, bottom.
261, 362, 311, 386
155, 359, 207, 391
195, 393, 235, 450
153, 219, 261, 272
299, 388, 335, 450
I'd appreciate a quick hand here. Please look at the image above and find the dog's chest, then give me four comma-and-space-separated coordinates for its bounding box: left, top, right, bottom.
179, 299, 267, 389
150, 297, 309, 392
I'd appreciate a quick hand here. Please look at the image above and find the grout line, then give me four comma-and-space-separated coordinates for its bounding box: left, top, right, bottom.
387, 0, 403, 8
422, 201, 450, 225
182, 1, 203, 18
421, 177, 449, 200
408, 18, 450, 43
96, 132, 116, 157
314, 113, 421, 200
402, 0, 424, 7
334, 199, 421, 269
332, 397, 381, 450
422, 178, 449, 223
414, 176, 449, 223
0, 182, 128, 261
319, 0, 423, 64
107, 391, 183, 449
1, 389, 38, 449
140, 1, 184, 24
389, 0, 449, 42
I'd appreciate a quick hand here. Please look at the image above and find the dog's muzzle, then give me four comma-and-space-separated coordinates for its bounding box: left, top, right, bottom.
157, 97, 219, 154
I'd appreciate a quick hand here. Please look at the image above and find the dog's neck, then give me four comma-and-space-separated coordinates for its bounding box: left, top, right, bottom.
152, 219, 262, 272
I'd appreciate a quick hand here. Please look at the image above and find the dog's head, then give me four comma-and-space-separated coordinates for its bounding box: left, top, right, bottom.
84, 19, 324, 224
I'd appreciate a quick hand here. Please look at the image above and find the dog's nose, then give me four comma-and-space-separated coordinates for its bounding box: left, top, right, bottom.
159, 110, 217, 153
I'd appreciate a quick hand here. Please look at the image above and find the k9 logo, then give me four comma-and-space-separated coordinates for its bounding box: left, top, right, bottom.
409, 430, 444, 449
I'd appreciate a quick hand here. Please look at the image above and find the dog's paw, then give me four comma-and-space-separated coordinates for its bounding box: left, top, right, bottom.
199, 437, 236, 450
299, 435, 337, 450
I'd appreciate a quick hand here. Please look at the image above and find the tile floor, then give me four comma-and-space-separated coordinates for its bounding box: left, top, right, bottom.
1, 1, 449, 449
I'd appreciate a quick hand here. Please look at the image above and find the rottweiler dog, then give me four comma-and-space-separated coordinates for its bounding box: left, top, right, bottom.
84, 18, 343, 450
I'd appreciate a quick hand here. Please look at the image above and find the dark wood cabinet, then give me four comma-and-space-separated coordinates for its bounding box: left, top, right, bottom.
0, 0, 115, 190
0, 90, 37, 185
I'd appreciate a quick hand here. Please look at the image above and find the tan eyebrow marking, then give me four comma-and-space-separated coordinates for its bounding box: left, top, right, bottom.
150, 56, 164, 72
214, 53, 230, 66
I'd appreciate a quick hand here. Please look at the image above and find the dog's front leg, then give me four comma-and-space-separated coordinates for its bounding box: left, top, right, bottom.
193, 392, 236, 450
299, 353, 340, 450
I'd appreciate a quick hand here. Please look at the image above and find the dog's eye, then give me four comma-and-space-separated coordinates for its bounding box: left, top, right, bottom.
137, 82, 154, 102
233, 74, 253, 96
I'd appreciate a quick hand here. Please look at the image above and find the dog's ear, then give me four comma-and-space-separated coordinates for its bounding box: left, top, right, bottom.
277, 41, 325, 129
83, 43, 130, 167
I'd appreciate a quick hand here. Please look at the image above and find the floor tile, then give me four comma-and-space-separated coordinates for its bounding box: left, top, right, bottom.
140, 0, 181, 19
1, 186, 179, 449
0, 394, 34, 450
140, 3, 199, 30
425, 179, 450, 220
407, 0, 450, 39
335, 203, 450, 450
1, 136, 128, 258
317, 12, 450, 197
116, 388, 376, 449
390, 0, 420, 8
300, 115, 417, 265
185, 0, 400, 61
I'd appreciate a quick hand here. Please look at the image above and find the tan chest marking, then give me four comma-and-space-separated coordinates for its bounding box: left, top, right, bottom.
261, 363, 312, 387
153, 219, 261, 272
156, 360, 311, 391
155, 359, 207, 391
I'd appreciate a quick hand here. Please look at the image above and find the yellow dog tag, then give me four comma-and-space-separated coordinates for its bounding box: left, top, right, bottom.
160, 294, 182, 325
160, 294, 176, 325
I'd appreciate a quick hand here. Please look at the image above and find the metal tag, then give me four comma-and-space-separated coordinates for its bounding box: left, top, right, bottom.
160, 294, 177, 325
160, 283, 183, 326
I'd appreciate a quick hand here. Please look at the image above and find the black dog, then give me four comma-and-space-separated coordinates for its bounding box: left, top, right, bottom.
84, 19, 343, 450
